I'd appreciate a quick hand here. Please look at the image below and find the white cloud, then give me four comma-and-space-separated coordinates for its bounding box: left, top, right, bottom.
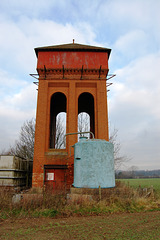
0, 82, 37, 151
0, 69, 27, 99
109, 51, 160, 169
114, 30, 150, 60
0, 15, 97, 75
0, 0, 56, 19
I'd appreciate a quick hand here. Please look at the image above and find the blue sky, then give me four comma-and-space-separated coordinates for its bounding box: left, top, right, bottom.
0, 0, 160, 170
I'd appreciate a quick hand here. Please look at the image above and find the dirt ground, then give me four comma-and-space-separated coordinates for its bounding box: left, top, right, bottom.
1, 211, 160, 240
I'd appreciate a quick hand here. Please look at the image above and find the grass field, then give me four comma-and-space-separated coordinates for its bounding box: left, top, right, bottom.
1, 212, 160, 239
119, 178, 160, 192
1, 180, 160, 239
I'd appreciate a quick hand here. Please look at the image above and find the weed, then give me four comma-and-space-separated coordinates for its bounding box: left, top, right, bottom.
0, 180, 160, 220
38, 209, 58, 217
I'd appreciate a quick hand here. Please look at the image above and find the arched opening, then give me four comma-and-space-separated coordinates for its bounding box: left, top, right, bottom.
50, 92, 66, 149
78, 92, 95, 139
55, 112, 66, 149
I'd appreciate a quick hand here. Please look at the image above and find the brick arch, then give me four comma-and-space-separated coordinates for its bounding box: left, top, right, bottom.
50, 92, 67, 148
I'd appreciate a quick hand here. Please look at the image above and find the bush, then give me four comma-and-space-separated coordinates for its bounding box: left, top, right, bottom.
0, 181, 159, 219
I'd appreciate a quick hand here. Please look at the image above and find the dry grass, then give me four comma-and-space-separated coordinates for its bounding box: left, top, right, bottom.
0, 181, 160, 219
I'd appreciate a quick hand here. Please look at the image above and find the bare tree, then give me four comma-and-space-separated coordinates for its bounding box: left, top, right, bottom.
7, 116, 128, 169
55, 114, 66, 149
77, 114, 128, 169
109, 128, 129, 170
78, 112, 90, 132
128, 165, 139, 178
78, 112, 90, 139
8, 115, 66, 160
9, 118, 35, 160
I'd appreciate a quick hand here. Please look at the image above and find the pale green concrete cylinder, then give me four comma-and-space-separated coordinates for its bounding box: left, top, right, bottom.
73, 139, 115, 188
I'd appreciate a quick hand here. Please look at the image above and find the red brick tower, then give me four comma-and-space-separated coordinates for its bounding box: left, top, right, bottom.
32, 42, 111, 191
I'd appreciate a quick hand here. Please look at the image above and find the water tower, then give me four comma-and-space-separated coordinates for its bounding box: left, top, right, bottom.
32, 41, 115, 191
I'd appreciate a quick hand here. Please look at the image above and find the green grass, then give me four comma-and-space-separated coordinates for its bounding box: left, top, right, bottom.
119, 178, 160, 192
1, 212, 160, 239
